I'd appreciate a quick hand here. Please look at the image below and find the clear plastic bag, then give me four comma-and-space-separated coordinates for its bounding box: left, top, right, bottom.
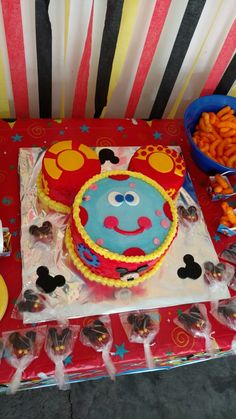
45, 325, 79, 390
174, 304, 214, 355
203, 261, 234, 287
220, 243, 236, 267
28, 220, 56, 248
2, 326, 46, 393
211, 298, 236, 331
11, 289, 48, 320
177, 205, 199, 228
80, 315, 116, 380
120, 310, 160, 369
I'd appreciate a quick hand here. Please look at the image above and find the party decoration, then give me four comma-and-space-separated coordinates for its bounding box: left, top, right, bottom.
36, 266, 66, 294
81, 316, 116, 380
2, 327, 45, 393
174, 304, 214, 355
29, 221, 54, 245
177, 255, 202, 280
45, 326, 79, 390
120, 310, 160, 369
211, 298, 236, 331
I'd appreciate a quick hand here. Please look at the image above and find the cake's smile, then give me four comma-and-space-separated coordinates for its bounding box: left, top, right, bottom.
104, 216, 152, 236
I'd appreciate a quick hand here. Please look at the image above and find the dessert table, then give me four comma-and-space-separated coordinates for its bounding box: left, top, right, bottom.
0, 118, 235, 392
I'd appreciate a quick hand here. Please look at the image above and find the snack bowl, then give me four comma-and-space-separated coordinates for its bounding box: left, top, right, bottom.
184, 95, 236, 174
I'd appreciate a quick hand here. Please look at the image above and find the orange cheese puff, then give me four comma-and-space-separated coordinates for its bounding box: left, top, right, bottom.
200, 144, 210, 153
202, 112, 212, 127
222, 201, 229, 214
205, 151, 214, 160
230, 136, 236, 143
201, 136, 210, 144
227, 154, 236, 168
217, 138, 231, 156
223, 187, 234, 194
226, 207, 236, 225
220, 127, 230, 134
218, 122, 236, 129
209, 139, 221, 157
220, 110, 234, 120
209, 112, 217, 124
216, 157, 225, 166
199, 117, 212, 132
221, 129, 236, 137
211, 127, 222, 141
225, 146, 236, 157
214, 185, 223, 193
200, 132, 216, 142
215, 174, 229, 189
217, 106, 231, 118
222, 156, 228, 165
220, 218, 231, 227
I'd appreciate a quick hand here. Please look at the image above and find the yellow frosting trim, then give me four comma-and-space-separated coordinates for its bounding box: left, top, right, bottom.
36, 172, 71, 214
72, 170, 178, 263
65, 226, 164, 288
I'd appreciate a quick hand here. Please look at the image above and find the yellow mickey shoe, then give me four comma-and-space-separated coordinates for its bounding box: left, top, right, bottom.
0, 274, 8, 320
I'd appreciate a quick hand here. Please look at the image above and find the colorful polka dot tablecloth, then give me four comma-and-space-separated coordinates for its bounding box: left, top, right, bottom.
0, 118, 235, 391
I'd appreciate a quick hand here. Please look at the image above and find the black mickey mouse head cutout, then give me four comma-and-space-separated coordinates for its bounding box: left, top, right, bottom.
36, 266, 66, 294
99, 148, 119, 165
178, 254, 202, 280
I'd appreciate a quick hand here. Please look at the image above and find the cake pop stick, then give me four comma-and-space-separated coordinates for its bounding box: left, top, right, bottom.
81, 316, 116, 380
174, 304, 214, 355
120, 310, 160, 369
2, 327, 46, 393
45, 325, 79, 390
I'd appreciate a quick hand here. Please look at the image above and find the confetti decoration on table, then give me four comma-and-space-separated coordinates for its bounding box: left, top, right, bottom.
63, 355, 73, 366
113, 343, 129, 359
117, 126, 124, 132
11, 134, 23, 142
2, 196, 12, 205
80, 125, 89, 133
153, 131, 161, 140
213, 235, 221, 242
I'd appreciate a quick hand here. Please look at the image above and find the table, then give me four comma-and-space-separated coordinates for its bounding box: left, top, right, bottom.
0, 118, 235, 391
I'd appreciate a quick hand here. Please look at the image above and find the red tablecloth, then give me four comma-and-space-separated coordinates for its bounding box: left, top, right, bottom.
0, 118, 235, 389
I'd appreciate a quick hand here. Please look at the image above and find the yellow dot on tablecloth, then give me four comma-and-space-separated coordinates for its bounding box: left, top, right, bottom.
149, 152, 174, 173
57, 150, 84, 171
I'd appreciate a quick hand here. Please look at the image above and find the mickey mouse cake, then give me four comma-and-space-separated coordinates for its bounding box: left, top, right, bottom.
65, 170, 178, 288
37, 140, 101, 214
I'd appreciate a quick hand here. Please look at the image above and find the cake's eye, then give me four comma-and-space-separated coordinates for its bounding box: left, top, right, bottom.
124, 191, 140, 206
108, 191, 124, 206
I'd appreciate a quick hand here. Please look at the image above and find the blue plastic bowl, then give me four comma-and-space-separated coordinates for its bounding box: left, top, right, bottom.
184, 95, 236, 174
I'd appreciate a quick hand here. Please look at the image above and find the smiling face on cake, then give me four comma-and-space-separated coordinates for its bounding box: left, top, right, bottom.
78, 173, 173, 256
